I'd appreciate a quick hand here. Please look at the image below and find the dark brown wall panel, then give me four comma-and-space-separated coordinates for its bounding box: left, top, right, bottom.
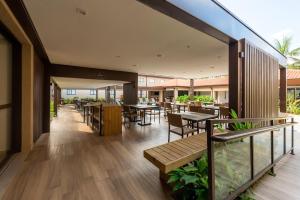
241, 39, 279, 118
123, 82, 138, 105
33, 51, 45, 141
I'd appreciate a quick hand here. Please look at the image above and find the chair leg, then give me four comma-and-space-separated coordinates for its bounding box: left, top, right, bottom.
168, 132, 170, 143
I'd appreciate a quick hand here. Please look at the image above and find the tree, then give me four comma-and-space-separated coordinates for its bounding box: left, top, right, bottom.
274, 35, 300, 68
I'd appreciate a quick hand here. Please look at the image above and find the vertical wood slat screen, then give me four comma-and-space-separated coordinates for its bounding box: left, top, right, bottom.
241, 39, 279, 118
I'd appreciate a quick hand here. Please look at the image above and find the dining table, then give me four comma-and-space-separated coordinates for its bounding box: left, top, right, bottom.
129, 104, 160, 126
178, 112, 218, 133
171, 102, 188, 113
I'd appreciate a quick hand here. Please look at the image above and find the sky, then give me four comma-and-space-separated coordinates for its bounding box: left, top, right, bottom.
217, 0, 300, 50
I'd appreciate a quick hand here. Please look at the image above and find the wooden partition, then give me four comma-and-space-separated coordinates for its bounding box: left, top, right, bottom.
229, 39, 280, 118
241, 39, 279, 118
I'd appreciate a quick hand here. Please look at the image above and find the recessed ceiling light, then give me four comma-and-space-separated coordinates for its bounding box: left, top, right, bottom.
132, 64, 137, 67
186, 45, 191, 48
156, 54, 162, 58
115, 55, 121, 58
210, 66, 215, 69
76, 8, 87, 15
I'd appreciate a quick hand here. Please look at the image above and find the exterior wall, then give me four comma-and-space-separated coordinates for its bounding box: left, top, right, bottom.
138, 76, 170, 87
61, 89, 123, 100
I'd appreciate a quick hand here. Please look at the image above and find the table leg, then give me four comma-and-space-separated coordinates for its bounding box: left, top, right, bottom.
197, 122, 199, 134
83, 107, 86, 123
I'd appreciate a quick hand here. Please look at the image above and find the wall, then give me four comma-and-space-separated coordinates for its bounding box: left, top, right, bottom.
0, 1, 34, 153
33, 51, 44, 142
61, 89, 124, 101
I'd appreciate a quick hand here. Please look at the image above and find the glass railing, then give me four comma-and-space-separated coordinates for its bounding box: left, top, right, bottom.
206, 117, 295, 200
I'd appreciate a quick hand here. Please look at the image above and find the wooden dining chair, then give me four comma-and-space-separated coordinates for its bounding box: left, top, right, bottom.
123, 105, 138, 128
189, 105, 201, 112
167, 113, 197, 142
219, 106, 230, 119
164, 102, 174, 118
191, 108, 216, 131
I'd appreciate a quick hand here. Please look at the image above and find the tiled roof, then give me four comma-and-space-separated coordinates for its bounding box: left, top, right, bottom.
287, 69, 300, 79
160, 79, 190, 87
145, 69, 299, 89
194, 76, 228, 87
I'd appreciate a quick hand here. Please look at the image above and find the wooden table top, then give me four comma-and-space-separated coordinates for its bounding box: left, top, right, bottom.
129, 104, 160, 109
202, 105, 220, 110
179, 112, 218, 122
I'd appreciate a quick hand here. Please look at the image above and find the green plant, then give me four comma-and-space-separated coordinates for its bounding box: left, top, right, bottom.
230, 109, 254, 130
168, 155, 208, 200
238, 189, 255, 200
50, 100, 56, 118
194, 95, 213, 103
287, 95, 300, 114
176, 95, 190, 103
274, 35, 300, 68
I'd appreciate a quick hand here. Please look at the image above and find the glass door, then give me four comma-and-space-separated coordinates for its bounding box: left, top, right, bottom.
0, 33, 12, 164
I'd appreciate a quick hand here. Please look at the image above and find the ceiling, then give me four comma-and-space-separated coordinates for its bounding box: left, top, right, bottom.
24, 0, 228, 79
52, 77, 127, 89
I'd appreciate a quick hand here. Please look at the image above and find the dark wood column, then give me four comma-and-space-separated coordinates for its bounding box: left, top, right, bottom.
189, 79, 194, 97
228, 41, 242, 117
43, 65, 50, 133
123, 82, 138, 104
280, 67, 287, 113
53, 83, 58, 116
96, 89, 98, 101
105, 86, 111, 103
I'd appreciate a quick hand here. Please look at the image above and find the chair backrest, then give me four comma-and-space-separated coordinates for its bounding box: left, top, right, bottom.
199, 108, 215, 115
214, 103, 224, 107
194, 101, 202, 106
219, 106, 230, 119
167, 113, 183, 128
189, 105, 200, 112
159, 102, 164, 107
164, 102, 172, 109
123, 105, 131, 113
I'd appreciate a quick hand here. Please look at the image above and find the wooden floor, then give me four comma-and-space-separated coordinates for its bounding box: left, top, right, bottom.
2, 105, 300, 200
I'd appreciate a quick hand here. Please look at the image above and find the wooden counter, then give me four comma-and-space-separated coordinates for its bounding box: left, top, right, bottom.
91, 104, 122, 136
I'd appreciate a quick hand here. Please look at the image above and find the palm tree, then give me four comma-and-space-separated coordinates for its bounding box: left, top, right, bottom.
274, 35, 300, 68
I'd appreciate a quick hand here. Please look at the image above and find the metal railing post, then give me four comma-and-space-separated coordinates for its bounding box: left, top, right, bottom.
206, 120, 215, 200
291, 117, 295, 155
270, 120, 274, 174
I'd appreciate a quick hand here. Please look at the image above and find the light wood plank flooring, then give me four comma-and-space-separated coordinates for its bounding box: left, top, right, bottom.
1, 105, 300, 200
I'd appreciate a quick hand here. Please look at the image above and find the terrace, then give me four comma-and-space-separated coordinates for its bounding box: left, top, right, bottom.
0, 0, 298, 200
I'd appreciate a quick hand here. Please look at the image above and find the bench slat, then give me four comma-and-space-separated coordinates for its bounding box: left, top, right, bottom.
144, 133, 207, 174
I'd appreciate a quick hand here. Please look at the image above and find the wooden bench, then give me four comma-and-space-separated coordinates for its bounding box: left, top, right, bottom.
144, 133, 207, 179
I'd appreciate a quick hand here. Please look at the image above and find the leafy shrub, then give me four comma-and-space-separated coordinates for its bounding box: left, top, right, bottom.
176, 95, 190, 103
287, 95, 300, 114
194, 95, 213, 103
230, 109, 255, 130
168, 155, 208, 199
50, 100, 56, 118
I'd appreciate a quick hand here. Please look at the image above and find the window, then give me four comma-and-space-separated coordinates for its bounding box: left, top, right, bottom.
148, 79, 155, 83
67, 89, 76, 95
90, 89, 96, 95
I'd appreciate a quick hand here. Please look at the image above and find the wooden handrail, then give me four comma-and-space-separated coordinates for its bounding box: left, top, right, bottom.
208, 116, 291, 124
211, 122, 297, 142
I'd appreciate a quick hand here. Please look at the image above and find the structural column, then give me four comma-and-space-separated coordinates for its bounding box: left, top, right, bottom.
228, 41, 242, 117
174, 88, 178, 102
96, 89, 98, 101
105, 86, 111, 103
189, 79, 194, 98
53, 83, 58, 117
280, 67, 287, 113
